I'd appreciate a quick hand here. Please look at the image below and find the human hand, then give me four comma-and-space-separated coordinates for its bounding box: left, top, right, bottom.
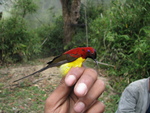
45, 67, 105, 113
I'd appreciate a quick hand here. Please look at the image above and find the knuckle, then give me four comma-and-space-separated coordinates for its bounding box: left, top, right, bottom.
86, 68, 97, 74
97, 79, 105, 91
100, 102, 105, 112
68, 67, 84, 77
85, 68, 98, 78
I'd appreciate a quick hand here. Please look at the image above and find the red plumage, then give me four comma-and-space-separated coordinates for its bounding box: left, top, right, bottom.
64, 47, 96, 59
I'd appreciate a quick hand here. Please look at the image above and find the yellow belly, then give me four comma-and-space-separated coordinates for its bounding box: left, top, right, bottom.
59, 57, 85, 76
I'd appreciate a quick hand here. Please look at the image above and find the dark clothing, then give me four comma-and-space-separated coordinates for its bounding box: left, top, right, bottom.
146, 104, 150, 113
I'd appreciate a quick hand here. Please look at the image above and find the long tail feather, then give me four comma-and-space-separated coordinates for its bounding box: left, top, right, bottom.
13, 65, 50, 83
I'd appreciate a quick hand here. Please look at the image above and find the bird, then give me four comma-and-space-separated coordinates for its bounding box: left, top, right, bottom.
13, 47, 97, 82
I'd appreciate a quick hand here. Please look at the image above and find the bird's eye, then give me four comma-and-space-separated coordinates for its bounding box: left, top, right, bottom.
87, 50, 91, 52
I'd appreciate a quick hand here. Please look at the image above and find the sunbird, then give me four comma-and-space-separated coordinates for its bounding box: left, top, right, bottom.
13, 47, 97, 82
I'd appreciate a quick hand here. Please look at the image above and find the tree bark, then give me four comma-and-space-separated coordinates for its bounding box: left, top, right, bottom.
60, 0, 81, 45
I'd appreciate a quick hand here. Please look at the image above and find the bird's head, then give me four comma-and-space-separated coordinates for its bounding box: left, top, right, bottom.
81, 47, 97, 60
83, 47, 98, 67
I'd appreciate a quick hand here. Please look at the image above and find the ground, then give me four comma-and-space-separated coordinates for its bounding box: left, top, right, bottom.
0, 58, 119, 113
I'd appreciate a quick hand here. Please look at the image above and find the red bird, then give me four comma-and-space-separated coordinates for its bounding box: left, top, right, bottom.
14, 47, 97, 82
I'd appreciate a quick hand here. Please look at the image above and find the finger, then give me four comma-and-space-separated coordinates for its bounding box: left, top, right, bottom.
65, 67, 85, 86
86, 101, 105, 113
74, 79, 105, 113
74, 68, 98, 97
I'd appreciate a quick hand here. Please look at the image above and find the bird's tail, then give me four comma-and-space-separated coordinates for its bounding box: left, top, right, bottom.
13, 65, 50, 83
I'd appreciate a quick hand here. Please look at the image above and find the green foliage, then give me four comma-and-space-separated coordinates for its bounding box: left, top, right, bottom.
0, 16, 41, 63
0, 0, 65, 64
80, 1, 104, 22
13, 0, 38, 17
0, 0, 42, 64
88, 0, 150, 78
37, 16, 64, 57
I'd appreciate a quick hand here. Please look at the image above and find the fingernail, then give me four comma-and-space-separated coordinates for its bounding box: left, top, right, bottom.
65, 75, 76, 86
75, 83, 87, 96
74, 102, 85, 113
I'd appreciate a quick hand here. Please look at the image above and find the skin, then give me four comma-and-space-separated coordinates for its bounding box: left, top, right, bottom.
45, 67, 105, 113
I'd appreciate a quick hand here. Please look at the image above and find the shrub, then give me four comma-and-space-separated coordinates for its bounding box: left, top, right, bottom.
89, 0, 150, 78
37, 16, 64, 57
0, 16, 41, 63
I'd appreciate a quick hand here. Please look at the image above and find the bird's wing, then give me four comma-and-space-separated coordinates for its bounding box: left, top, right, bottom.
47, 54, 78, 67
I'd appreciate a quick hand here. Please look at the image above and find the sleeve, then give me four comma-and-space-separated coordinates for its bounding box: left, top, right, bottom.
115, 83, 139, 113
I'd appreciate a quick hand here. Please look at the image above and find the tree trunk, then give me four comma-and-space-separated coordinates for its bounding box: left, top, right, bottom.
0, 12, 2, 19
60, 0, 81, 45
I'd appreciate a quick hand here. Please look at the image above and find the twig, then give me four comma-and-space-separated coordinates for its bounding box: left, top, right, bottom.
97, 61, 115, 67
84, 0, 88, 47
32, 77, 45, 84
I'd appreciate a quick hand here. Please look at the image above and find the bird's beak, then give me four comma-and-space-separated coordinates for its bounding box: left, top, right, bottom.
94, 59, 98, 66
94, 59, 99, 74
92, 58, 97, 67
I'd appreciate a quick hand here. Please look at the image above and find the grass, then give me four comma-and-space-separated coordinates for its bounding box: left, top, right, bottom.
0, 85, 54, 113
98, 84, 120, 113
0, 82, 122, 113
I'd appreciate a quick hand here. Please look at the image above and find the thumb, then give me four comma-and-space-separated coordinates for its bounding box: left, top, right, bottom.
45, 67, 85, 111
46, 67, 85, 103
